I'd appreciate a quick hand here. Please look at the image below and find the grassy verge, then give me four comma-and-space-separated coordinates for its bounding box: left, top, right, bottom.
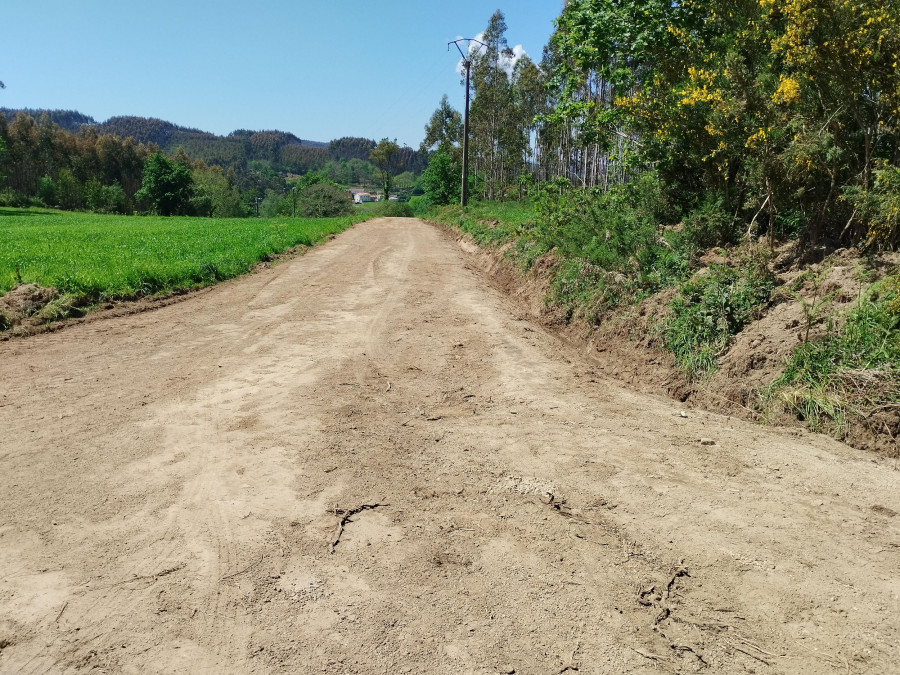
425, 194, 899, 450
427, 196, 775, 381
425, 201, 530, 248
427, 181, 692, 325
0, 208, 364, 323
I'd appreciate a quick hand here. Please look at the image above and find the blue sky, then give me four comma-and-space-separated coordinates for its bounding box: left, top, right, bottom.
2, 1, 564, 148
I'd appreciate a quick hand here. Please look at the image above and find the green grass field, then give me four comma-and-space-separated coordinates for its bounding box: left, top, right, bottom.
0, 208, 364, 300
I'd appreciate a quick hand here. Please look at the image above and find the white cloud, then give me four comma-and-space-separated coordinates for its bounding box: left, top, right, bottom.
453, 35, 529, 78
454, 33, 487, 76
500, 44, 528, 76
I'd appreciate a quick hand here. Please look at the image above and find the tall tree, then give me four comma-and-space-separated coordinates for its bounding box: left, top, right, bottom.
369, 138, 401, 200
547, 0, 900, 245
468, 10, 513, 199
421, 95, 463, 160
135, 152, 194, 216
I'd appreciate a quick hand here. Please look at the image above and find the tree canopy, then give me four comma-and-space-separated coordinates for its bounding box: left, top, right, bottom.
370, 139, 402, 200
421, 95, 463, 160
423, 1, 900, 248
135, 152, 194, 216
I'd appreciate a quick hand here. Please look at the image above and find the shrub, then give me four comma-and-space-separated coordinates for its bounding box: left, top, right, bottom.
665, 250, 775, 379
375, 201, 414, 217
533, 173, 690, 319
56, 168, 82, 210
409, 195, 430, 217
297, 183, 354, 218
683, 194, 738, 249
38, 175, 57, 207
101, 182, 127, 214
84, 178, 105, 213
422, 151, 461, 206
846, 162, 900, 248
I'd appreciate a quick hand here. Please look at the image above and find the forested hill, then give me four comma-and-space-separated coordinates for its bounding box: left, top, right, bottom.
0, 108, 97, 133
92, 117, 333, 172
0, 108, 425, 177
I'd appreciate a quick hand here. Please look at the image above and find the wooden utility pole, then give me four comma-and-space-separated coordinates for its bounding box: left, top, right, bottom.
449, 38, 485, 208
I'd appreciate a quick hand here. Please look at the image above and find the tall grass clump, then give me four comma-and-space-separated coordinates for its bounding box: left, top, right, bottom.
664, 249, 775, 379
765, 274, 900, 432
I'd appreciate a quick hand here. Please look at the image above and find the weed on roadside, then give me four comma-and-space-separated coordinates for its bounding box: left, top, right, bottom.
764, 273, 900, 434
665, 247, 775, 380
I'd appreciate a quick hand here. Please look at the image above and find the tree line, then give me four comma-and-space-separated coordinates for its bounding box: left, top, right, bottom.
0, 110, 428, 215
422, 2, 900, 249
0, 111, 280, 216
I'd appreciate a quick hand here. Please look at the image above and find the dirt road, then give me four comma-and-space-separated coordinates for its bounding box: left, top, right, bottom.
1, 217, 898, 674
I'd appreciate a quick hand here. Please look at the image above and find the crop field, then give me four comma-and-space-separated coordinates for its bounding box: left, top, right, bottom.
0, 208, 363, 300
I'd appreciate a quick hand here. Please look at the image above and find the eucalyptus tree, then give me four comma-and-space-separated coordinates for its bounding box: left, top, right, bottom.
421, 95, 463, 161
369, 138, 401, 200
468, 10, 516, 199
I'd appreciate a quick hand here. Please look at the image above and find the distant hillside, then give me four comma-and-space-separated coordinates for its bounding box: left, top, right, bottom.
0, 108, 425, 176
92, 117, 333, 170
95, 116, 216, 148
0, 108, 97, 133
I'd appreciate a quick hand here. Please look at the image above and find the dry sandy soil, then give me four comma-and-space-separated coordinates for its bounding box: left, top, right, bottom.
1, 217, 898, 674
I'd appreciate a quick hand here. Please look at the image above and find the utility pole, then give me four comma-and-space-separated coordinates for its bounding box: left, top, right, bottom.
449, 38, 485, 208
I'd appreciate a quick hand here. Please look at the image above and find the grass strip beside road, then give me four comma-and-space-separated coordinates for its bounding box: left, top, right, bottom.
0, 208, 365, 300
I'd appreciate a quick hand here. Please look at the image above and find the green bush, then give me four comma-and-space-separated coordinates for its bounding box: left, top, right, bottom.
84, 179, 127, 214
357, 200, 414, 218
409, 195, 430, 217
377, 201, 414, 217
297, 183, 354, 218
846, 162, 900, 248
422, 151, 461, 206
532, 173, 690, 319
38, 175, 57, 207
683, 194, 738, 249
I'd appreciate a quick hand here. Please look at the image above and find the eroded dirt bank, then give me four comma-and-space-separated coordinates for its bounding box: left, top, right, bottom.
1, 218, 898, 674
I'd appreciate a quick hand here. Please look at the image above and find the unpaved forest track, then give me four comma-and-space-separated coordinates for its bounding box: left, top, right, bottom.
1, 217, 898, 674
